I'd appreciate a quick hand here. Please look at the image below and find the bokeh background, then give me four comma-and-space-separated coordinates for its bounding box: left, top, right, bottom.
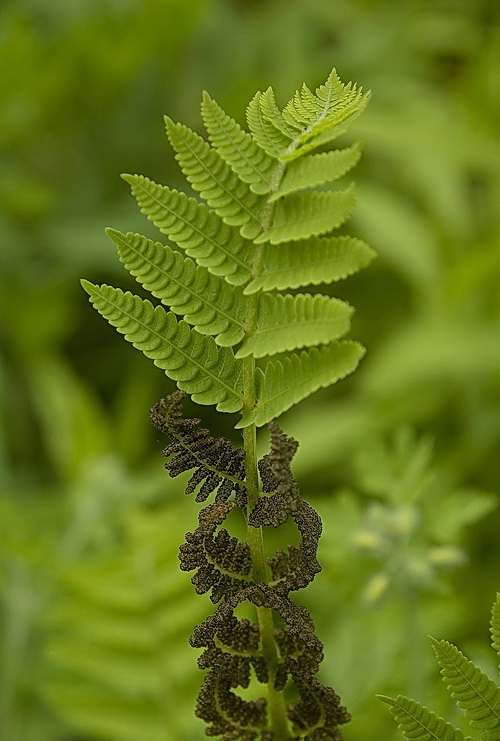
1, 0, 499, 739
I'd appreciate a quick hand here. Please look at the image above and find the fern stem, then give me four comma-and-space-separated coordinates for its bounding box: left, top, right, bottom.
243, 353, 290, 737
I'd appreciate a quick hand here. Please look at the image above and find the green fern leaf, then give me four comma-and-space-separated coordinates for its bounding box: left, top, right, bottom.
246, 89, 292, 158
492, 594, 500, 670
378, 694, 472, 741
255, 186, 356, 244
269, 143, 362, 201
201, 92, 277, 194
122, 173, 253, 286
280, 70, 370, 161
236, 293, 352, 358
430, 637, 500, 737
244, 236, 376, 294
81, 281, 244, 412
165, 117, 266, 239
237, 340, 364, 428
107, 229, 246, 346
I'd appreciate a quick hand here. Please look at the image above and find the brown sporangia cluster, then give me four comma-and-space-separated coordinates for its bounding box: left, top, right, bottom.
150, 392, 350, 740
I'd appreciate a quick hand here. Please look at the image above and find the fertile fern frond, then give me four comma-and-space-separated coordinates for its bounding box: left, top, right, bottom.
238, 340, 365, 428
81, 282, 244, 412
430, 637, 500, 738
107, 229, 246, 346
269, 143, 362, 201
201, 91, 277, 194
243, 235, 375, 294
254, 185, 356, 244
83, 72, 372, 738
236, 293, 353, 358
165, 117, 266, 239
149, 391, 246, 504
379, 695, 472, 741
122, 173, 254, 286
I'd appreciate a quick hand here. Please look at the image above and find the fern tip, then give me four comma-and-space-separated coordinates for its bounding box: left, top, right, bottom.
80, 278, 95, 294
376, 694, 395, 705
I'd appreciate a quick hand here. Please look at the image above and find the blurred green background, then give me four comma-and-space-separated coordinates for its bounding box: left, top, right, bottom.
1, 0, 499, 739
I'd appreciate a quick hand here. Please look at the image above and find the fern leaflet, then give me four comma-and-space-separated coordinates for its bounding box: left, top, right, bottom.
243, 236, 375, 294
269, 143, 362, 201
236, 293, 352, 359
246, 90, 290, 158
255, 186, 356, 244
107, 229, 246, 346
378, 695, 473, 741
122, 173, 254, 286
492, 594, 500, 671
201, 92, 277, 194
237, 341, 365, 428
81, 281, 244, 412
165, 117, 266, 239
430, 637, 500, 737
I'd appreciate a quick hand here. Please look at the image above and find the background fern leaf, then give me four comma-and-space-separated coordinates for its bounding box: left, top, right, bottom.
492, 594, 500, 670
237, 340, 365, 428
201, 92, 277, 194
430, 637, 500, 737
269, 144, 362, 201
255, 186, 356, 244
236, 293, 353, 358
246, 89, 292, 158
81, 281, 244, 412
108, 229, 246, 346
165, 117, 265, 239
378, 694, 472, 741
243, 236, 376, 294
122, 173, 254, 286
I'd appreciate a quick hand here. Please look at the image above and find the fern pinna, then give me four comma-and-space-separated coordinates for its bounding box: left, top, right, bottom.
83, 70, 373, 739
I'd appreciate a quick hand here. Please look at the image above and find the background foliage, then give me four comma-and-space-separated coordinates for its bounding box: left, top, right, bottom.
0, 0, 499, 739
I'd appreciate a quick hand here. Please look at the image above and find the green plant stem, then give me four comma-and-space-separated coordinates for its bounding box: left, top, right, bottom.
242, 354, 290, 739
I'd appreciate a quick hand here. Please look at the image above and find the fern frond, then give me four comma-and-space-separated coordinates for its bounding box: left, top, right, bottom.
246, 89, 292, 158
237, 340, 365, 428
269, 143, 362, 201
201, 92, 277, 194
122, 173, 253, 286
492, 594, 500, 670
244, 235, 376, 294
430, 637, 500, 736
165, 117, 266, 239
255, 186, 356, 244
81, 282, 244, 413
280, 69, 370, 161
378, 694, 472, 741
150, 392, 246, 504
107, 229, 246, 346
236, 293, 352, 359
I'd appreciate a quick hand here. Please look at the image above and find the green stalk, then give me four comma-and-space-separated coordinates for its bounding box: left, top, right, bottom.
242, 284, 290, 738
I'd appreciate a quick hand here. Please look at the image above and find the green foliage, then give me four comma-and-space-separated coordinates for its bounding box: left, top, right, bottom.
1, 2, 499, 740
43, 503, 208, 741
380, 594, 500, 741
83, 69, 372, 429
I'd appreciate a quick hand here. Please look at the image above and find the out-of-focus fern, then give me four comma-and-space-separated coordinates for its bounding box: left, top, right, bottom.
380, 593, 500, 741
43, 504, 207, 741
